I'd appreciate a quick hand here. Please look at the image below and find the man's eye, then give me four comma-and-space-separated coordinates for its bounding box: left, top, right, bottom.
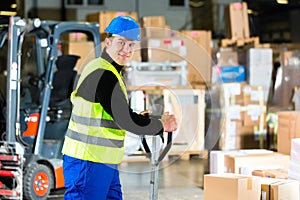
129, 43, 135, 48
119, 41, 125, 46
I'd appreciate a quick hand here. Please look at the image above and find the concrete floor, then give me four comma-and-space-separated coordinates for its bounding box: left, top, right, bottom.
120, 157, 208, 200
48, 156, 208, 200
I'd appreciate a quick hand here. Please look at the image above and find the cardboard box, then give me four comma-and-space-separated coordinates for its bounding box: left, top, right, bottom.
252, 169, 288, 179
247, 48, 273, 102
260, 178, 299, 200
213, 65, 246, 83
180, 30, 211, 56
180, 30, 212, 84
288, 161, 300, 175
209, 149, 274, 174
142, 26, 172, 38
243, 104, 266, 126
291, 139, 300, 161
141, 30, 212, 84
163, 89, 205, 152
86, 11, 138, 33
224, 152, 290, 174
220, 82, 246, 106
277, 111, 300, 155
217, 50, 238, 66
141, 16, 166, 27
142, 37, 187, 62
243, 85, 265, 105
242, 85, 266, 126
61, 32, 87, 42
204, 173, 261, 200
62, 41, 96, 74
280, 51, 293, 66
272, 67, 300, 107
225, 2, 250, 39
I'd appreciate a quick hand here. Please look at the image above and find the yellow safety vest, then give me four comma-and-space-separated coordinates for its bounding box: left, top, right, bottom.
62, 58, 128, 164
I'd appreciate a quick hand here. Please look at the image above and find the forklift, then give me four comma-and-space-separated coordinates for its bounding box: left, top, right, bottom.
0, 16, 101, 199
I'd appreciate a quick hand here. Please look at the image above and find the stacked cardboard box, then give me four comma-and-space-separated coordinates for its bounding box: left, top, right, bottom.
163, 88, 205, 153
212, 48, 246, 83
62, 41, 95, 74
224, 152, 290, 174
142, 31, 212, 84
247, 48, 273, 103
219, 82, 267, 150
180, 30, 212, 84
204, 173, 261, 200
86, 11, 138, 35
260, 178, 299, 200
288, 138, 300, 197
277, 111, 300, 155
252, 168, 288, 179
225, 2, 250, 40
204, 174, 300, 200
209, 149, 290, 175
61, 32, 98, 74
140, 15, 170, 38
210, 149, 274, 174
140, 16, 212, 84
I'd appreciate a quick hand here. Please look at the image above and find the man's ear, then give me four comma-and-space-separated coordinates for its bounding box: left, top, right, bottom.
105, 37, 112, 47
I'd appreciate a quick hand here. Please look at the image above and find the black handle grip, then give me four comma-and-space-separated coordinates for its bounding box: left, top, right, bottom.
140, 114, 173, 163
157, 132, 172, 163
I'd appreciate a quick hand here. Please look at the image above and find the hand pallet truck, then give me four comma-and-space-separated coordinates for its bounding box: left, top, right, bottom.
141, 131, 173, 200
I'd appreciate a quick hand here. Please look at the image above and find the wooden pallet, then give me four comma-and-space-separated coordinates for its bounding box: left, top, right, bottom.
221, 37, 259, 48
122, 151, 149, 162
168, 150, 208, 160
122, 149, 208, 162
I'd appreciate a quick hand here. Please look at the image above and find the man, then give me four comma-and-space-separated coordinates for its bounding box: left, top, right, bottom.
61, 16, 178, 199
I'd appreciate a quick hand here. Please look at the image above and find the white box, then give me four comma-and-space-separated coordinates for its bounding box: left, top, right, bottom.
247, 48, 273, 102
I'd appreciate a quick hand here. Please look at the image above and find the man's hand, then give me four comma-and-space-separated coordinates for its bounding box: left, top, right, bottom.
161, 112, 178, 132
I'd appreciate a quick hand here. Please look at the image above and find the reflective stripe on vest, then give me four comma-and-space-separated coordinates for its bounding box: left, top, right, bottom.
70, 114, 121, 129
62, 58, 127, 164
66, 129, 124, 148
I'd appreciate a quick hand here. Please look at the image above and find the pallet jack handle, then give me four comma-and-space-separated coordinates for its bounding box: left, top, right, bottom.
141, 131, 173, 165
141, 131, 173, 200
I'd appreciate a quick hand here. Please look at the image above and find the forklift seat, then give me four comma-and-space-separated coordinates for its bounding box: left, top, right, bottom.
50, 54, 80, 108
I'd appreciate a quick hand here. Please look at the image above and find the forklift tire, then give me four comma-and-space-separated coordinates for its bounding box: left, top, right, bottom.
23, 163, 54, 200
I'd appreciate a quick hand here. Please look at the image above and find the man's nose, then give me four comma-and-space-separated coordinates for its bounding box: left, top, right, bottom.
123, 43, 133, 53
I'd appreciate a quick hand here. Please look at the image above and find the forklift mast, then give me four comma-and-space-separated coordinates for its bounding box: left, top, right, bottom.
1, 16, 101, 199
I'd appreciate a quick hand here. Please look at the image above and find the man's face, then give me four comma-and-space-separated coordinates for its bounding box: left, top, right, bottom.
105, 35, 137, 65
